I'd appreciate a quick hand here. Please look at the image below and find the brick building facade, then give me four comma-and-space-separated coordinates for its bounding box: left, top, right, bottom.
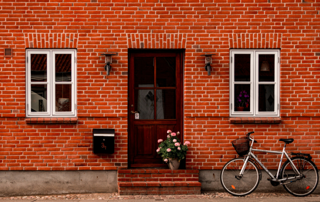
1, 0, 320, 195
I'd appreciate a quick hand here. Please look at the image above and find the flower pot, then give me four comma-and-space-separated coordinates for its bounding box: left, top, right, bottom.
236, 107, 244, 111
168, 158, 180, 170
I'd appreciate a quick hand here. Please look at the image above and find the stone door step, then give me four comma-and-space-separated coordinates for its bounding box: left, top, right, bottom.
118, 169, 201, 195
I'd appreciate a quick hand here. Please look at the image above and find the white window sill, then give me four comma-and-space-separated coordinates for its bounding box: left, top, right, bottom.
230, 117, 281, 124
26, 117, 78, 124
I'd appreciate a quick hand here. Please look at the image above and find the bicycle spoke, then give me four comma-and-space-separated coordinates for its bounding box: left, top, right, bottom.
220, 158, 260, 196
282, 157, 318, 196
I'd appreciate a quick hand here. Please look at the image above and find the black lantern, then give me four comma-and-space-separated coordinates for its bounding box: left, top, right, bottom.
200, 53, 215, 75
101, 53, 116, 75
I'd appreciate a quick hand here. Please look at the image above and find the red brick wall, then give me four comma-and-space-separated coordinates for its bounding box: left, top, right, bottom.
0, 0, 320, 171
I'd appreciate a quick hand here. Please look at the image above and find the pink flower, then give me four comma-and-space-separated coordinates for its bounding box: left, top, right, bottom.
177, 131, 180, 135
167, 135, 170, 138
177, 147, 181, 150
167, 148, 171, 152
167, 130, 172, 133
156, 147, 160, 152
171, 132, 176, 136
184, 141, 190, 146
158, 139, 163, 143
164, 159, 168, 163
175, 142, 180, 147
173, 139, 177, 143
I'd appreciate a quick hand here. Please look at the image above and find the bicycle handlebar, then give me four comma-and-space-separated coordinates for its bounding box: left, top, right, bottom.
246, 131, 255, 137
246, 131, 258, 143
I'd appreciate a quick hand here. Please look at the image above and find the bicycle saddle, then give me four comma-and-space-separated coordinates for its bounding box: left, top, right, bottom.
279, 138, 294, 144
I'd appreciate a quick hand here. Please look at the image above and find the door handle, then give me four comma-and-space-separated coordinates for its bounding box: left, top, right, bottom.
131, 111, 139, 114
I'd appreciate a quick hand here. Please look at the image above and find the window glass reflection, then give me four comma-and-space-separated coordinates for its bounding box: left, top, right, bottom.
55, 84, 72, 112
235, 54, 250, 81
259, 85, 274, 112
55, 54, 72, 82
156, 57, 176, 87
31, 84, 47, 112
134, 57, 154, 87
135, 90, 154, 120
259, 54, 275, 82
234, 84, 250, 112
31, 54, 47, 82
156, 90, 176, 119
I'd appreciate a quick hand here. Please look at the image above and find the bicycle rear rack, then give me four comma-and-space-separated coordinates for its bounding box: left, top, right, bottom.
291, 152, 312, 160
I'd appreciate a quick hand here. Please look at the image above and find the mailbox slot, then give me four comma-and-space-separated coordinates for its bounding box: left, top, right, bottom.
93, 129, 115, 154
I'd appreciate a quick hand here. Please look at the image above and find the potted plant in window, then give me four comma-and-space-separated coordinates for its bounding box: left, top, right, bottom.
236, 90, 249, 111
156, 130, 190, 170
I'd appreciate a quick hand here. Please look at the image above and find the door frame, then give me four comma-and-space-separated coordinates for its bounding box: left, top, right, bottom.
127, 49, 185, 168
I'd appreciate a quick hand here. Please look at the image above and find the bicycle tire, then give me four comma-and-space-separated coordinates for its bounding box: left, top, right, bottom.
281, 157, 319, 197
220, 158, 260, 196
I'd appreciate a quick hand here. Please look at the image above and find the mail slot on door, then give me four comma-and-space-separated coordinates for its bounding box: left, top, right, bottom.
93, 129, 115, 154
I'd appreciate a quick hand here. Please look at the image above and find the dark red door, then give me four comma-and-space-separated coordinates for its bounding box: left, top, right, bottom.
128, 51, 183, 168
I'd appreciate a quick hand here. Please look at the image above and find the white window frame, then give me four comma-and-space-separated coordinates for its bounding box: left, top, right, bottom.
26, 49, 77, 117
230, 49, 280, 117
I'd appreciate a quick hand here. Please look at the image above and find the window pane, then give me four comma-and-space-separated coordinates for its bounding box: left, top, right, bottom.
234, 84, 250, 112
156, 57, 176, 87
56, 84, 72, 112
235, 54, 250, 81
156, 90, 176, 119
259, 84, 274, 112
259, 54, 275, 82
135, 90, 154, 120
31, 84, 47, 112
31, 54, 47, 82
134, 57, 154, 87
55, 54, 72, 82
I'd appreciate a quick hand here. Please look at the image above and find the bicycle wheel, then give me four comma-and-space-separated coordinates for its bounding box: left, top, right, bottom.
220, 158, 260, 196
281, 157, 319, 197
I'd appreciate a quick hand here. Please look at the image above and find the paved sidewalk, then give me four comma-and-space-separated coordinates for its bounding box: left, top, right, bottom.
1, 192, 320, 202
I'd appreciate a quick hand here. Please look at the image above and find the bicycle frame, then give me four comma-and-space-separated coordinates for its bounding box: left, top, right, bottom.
240, 137, 302, 182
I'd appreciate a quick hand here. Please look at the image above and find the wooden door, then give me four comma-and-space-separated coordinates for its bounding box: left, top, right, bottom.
128, 51, 183, 168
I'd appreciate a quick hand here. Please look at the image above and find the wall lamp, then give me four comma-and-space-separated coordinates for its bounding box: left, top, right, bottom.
101, 53, 116, 75
200, 53, 215, 75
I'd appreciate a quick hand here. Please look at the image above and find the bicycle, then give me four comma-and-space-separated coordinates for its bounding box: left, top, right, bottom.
220, 131, 319, 197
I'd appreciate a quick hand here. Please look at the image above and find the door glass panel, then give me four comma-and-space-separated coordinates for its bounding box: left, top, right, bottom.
31, 54, 47, 82
55, 54, 72, 82
156, 90, 176, 119
135, 90, 154, 120
156, 57, 176, 87
234, 84, 250, 112
31, 84, 47, 112
55, 84, 72, 112
234, 54, 250, 81
259, 84, 274, 112
134, 57, 154, 87
259, 54, 275, 82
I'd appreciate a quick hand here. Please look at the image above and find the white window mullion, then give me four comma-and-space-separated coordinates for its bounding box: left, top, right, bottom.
254, 51, 258, 116
48, 50, 52, 117
250, 52, 254, 116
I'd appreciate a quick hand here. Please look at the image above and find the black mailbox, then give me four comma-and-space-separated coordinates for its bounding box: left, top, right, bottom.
93, 129, 115, 154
